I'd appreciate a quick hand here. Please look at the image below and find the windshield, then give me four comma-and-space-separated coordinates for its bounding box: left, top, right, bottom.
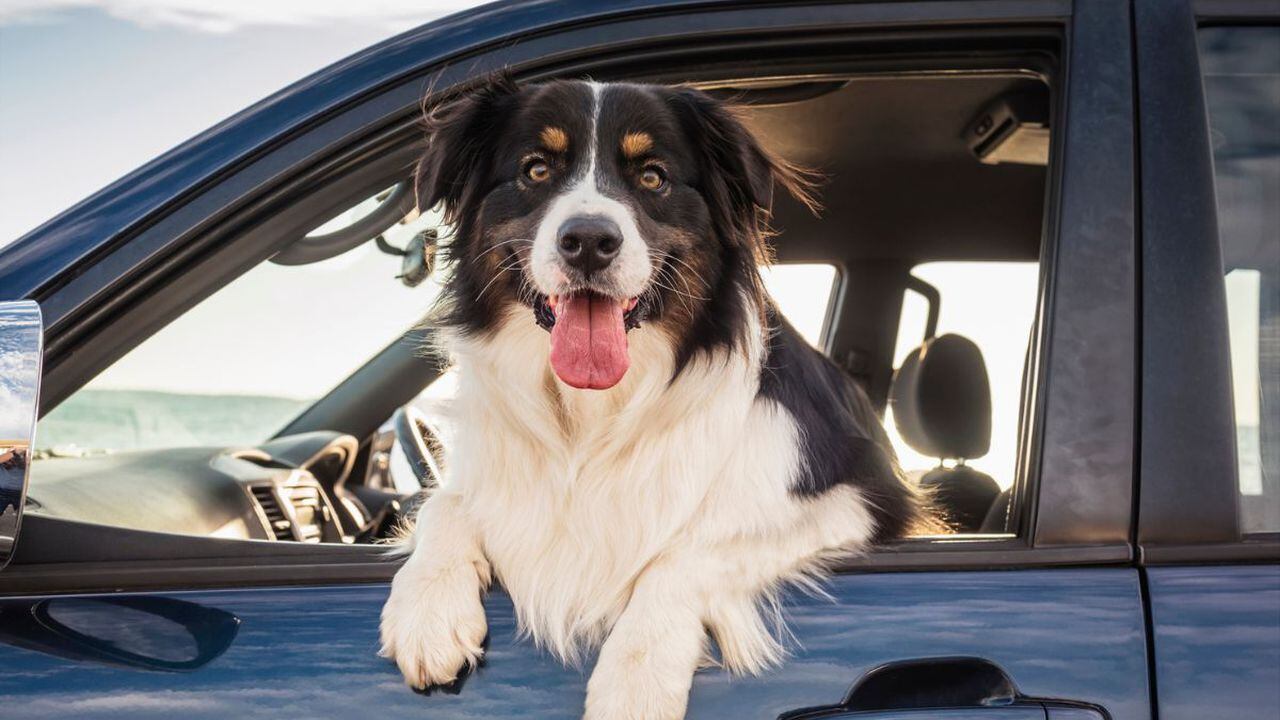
36, 198, 445, 456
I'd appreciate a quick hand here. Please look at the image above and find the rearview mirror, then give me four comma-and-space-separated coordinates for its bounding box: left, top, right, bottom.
0, 300, 42, 572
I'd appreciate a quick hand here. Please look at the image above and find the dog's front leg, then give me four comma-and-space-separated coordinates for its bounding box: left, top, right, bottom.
584, 557, 707, 720
379, 491, 490, 689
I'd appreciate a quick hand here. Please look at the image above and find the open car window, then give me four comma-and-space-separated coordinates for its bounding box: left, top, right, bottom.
36, 200, 445, 456
24, 63, 1059, 551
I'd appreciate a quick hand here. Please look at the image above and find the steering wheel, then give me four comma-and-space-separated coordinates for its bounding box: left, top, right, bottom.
392, 405, 445, 490
360, 406, 443, 541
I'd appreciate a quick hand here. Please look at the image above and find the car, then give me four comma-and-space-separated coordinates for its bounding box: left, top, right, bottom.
0, 0, 1276, 718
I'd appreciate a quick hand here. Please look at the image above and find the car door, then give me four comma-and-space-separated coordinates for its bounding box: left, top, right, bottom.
0, 2, 1152, 719
1134, 2, 1280, 719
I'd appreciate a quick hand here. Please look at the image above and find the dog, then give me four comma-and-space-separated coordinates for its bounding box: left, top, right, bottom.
379, 77, 922, 719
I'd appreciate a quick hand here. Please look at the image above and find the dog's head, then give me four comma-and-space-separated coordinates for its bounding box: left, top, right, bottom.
417, 77, 814, 389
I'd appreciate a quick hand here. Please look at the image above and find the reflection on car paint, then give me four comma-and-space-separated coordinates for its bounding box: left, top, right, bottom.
0, 570, 1150, 720
1148, 566, 1280, 720
0, 596, 240, 673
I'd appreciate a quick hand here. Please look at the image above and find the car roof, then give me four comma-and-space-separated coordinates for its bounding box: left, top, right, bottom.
751, 74, 1048, 265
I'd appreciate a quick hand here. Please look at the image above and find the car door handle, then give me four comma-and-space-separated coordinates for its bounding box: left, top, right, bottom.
778, 657, 1105, 720
781, 708, 1046, 720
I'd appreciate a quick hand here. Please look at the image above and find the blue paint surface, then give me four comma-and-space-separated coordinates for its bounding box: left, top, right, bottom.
0, 569, 1150, 719
1148, 565, 1280, 720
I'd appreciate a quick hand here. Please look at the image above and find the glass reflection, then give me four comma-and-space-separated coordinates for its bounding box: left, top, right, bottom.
0, 301, 42, 570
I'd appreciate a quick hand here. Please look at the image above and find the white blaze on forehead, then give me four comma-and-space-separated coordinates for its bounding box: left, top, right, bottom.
530, 82, 652, 298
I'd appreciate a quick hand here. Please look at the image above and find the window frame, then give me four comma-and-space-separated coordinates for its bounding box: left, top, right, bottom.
2, 0, 1146, 596
1135, 0, 1280, 563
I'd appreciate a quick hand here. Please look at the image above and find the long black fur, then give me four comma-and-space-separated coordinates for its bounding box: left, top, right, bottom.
758, 306, 918, 542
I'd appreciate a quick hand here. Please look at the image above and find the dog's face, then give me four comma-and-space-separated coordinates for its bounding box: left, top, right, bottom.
416, 78, 810, 389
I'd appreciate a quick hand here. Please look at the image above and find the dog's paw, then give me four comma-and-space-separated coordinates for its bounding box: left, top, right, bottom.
583, 654, 692, 720
379, 560, 488, 689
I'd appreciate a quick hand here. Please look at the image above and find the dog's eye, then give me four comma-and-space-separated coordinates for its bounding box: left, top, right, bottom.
524, 159, 551, 183
639, 166, 666, 191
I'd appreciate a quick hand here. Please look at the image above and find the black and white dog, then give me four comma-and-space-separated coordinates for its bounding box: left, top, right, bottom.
380, 78, 921, 719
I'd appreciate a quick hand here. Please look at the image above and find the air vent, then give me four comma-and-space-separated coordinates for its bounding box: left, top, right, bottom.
283, 484, 325, 543
250, 485, 293, 541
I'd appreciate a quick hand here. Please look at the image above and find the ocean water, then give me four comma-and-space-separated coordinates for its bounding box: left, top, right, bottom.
35, 389, 311, 454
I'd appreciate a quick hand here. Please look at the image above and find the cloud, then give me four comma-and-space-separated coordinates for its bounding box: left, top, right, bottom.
0, 0, 485, 33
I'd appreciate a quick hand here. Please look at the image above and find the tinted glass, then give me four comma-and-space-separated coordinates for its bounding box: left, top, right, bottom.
1201, 26, 1280, 534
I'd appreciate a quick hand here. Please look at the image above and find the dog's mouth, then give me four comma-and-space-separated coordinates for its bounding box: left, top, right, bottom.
533, 291, 644, 390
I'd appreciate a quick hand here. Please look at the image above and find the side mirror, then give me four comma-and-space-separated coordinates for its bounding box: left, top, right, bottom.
0, 300, 42, 572
0, 596, 240, 672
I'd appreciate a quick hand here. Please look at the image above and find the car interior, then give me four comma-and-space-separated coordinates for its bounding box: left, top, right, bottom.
25, 54, 1053, 550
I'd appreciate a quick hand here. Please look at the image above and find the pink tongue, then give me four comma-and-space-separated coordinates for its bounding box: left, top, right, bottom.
549, 293, 630, 389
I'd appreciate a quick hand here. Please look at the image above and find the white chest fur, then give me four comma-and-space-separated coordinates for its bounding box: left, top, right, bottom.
439, 309, 797, 661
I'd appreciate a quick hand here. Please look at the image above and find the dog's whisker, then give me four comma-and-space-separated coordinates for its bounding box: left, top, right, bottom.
654, 251, 710, 290
648, 276, 699, 318
665, 263, 706, 305
651, 266, 708, 303
473, 237, 532, 265
475, 257, 524, 302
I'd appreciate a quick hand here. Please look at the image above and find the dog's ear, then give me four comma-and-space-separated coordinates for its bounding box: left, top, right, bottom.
667, 88, 819, 224
414, 74, 520, 221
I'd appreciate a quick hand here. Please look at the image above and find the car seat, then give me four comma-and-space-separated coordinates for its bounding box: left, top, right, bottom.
889, 333, 1000, 532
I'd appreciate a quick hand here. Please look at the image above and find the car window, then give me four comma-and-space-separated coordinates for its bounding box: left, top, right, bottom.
887, 261, 1040, 494
36, 195, 445, 455
1201, 25, 1280, 535
761, 263, 838, 347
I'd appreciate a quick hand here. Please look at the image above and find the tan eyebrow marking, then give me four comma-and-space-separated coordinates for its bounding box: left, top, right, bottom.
540, 126, 569, 152
621, 131, 653, 158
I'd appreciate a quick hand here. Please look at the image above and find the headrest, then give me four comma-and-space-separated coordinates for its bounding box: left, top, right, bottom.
889, 333, 991, 460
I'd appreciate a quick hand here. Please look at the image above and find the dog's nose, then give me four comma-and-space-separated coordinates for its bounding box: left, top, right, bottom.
557, 216, 622, 275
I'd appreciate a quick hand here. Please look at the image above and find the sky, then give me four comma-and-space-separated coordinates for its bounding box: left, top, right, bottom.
0, 0, 486, 247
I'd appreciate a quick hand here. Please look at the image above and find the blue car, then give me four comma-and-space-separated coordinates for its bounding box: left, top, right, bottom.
0, 1, 1276, 718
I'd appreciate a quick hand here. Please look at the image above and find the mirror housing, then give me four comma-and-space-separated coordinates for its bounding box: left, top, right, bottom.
0, 595, 240, 672
0, 300, 41, 572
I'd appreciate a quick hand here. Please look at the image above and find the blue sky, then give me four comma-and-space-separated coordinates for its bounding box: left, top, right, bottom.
0, 1, 484, 247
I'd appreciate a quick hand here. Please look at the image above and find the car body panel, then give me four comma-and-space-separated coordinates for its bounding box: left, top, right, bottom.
1147, 566, 1280, 720
0, 569, 1149, 719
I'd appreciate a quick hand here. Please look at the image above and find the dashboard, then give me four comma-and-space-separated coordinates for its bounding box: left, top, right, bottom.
26, 432, 376, 543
